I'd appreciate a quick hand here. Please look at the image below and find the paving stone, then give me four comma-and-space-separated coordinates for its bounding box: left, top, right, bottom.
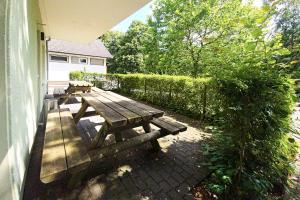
148, 171, 163, 183
168, 189, 184, 200
159, 181, 172, 193
171, 172, 185, 184
24, 108, 211, 200
166, 176, 179, 188
176, 182, 192, 195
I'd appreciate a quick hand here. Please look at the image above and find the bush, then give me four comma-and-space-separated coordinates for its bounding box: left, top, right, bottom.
203, 67, 298, 199
69, 71, 84, 80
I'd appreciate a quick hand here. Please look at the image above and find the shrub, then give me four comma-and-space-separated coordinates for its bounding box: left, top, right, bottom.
69, 71, 84, 80
203, 67, 298, 199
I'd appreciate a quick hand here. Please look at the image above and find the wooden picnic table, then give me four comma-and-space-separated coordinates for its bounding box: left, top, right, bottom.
67, 81, 93, 93
74, 89, 165, 152
61, 81, 94, 104
40, 88, 187, 185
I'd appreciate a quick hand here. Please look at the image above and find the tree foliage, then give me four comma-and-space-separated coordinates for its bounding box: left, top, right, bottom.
275, 0, 300, 76
101, 21, 149, 73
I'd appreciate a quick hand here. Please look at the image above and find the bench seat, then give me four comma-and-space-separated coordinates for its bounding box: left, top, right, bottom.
150, 117, 187, 135
40, 108, 91, 184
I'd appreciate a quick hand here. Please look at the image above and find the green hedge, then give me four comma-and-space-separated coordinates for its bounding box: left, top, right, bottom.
70, 71, 216, 119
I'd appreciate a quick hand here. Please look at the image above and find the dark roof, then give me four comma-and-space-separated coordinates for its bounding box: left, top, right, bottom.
48, 39, 112, 58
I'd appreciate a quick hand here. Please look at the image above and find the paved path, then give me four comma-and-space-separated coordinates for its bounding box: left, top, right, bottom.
24, 100, 210, 200
284, 104, 300, 199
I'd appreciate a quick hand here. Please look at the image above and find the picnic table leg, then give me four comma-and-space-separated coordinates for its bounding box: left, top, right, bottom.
115, 132, 123, 143
89, 122, 109, 149
143, 123, 161, 151
61, 93, 71, 104
74, 100, 89, 123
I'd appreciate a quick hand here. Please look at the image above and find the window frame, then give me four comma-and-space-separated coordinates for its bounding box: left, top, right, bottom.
90, 58, 105, 66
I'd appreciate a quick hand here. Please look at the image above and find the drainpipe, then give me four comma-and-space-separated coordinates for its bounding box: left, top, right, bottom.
45, 37, 51, 94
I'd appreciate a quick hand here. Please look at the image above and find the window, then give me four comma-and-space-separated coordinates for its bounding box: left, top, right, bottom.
71, 56, 88, 64
49, 54, 68, 62
90, 58, 105, 66
71, 56, 79, 64
79, 58, 87, 64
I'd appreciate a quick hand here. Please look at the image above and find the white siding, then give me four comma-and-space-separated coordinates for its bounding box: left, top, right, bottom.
48, 53, 107, 81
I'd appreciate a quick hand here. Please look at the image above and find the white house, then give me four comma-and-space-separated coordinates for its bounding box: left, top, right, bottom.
48, 39, 112, 81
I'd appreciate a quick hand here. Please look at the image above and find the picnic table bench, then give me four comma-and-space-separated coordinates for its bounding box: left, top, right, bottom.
40, 88, 187, 186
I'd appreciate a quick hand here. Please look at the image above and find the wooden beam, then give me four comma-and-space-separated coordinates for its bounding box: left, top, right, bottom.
143, 123, 161, 151
88, 130, 163, 161
74, 101, 89, 123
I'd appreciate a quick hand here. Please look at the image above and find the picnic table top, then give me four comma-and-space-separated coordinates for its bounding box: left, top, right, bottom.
69, 81, 93, 87
80, 89, 164, 127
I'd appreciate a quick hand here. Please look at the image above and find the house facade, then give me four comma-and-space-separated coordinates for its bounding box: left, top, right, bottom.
0, 0, 150, 199
48, 39, 112, 81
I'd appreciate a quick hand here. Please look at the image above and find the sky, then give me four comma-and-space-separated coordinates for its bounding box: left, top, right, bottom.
111, 0, 263, 32
112, 2, 154, 32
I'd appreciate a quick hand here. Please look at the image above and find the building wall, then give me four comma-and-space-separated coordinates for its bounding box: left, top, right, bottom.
0, 0, 46, 199
0, 0, 12, 199
48, 53, 107, 81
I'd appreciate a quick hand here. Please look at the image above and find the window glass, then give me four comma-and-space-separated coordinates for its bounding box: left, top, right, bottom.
80, 58, 88, 64
50, 54, 68, 62
90, 58, 104, 65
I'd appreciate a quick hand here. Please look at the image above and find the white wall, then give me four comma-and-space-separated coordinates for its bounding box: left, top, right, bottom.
48, 54, 107, 81
0, 0, 46, 199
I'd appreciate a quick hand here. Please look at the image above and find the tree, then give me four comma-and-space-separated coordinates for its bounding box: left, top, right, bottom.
145, 0, 287, 77
275, 0, 300, 73
101, 21, 150, 73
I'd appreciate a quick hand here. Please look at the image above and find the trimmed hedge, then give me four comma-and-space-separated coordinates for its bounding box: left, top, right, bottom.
70, 71, 217, 119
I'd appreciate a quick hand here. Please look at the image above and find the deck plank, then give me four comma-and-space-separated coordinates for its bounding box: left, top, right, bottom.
40, 110, 67, 183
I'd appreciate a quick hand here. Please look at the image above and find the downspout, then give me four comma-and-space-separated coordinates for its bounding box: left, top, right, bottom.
45, 37, 51, 94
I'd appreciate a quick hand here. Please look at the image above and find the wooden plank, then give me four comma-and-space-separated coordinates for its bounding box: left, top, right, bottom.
60, 109, 91, 174
90, 122, 109, 149
93, 90, 153, 121
143, 123, 161, 151
69, 81, 93, 87
40, 110, 67, 183
74, 101, 89, 123
150, 118, 181, 135
157, 117, 187, 132
88, 130, 162, 161
105, 91, 164, 117
81, 93, 127, 127
90, 92, 142, 124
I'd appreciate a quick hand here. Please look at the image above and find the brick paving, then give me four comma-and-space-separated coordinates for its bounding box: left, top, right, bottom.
24, 98, 210, 200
